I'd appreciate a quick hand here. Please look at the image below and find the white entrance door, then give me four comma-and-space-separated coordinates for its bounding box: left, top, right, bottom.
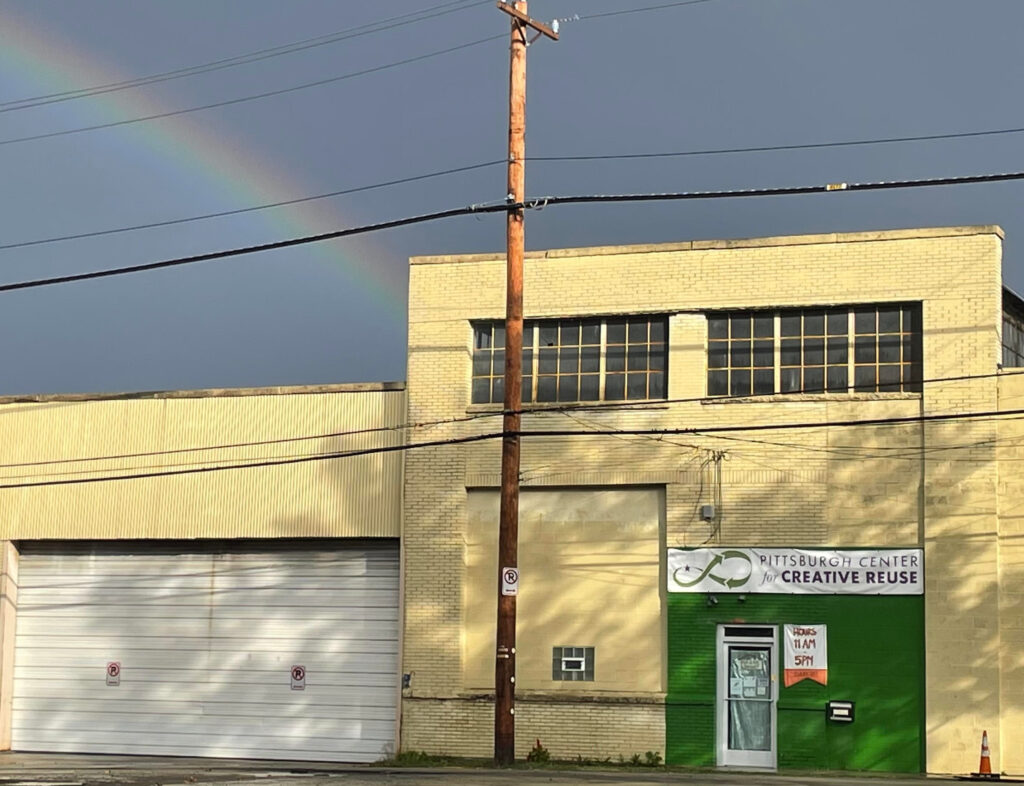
12, 541, 399, 762
716, 625, 777, 769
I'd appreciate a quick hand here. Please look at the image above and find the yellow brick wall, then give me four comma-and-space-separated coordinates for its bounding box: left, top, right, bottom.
402, 227, 1009, 772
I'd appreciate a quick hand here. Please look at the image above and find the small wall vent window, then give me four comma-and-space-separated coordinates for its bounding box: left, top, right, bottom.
707, 304, 921, 397
552, 646, 595, 681
472, 316, 667, 404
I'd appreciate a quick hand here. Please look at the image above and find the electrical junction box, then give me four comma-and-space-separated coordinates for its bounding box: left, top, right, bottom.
700, 504, 715, 521
827, 700, 855, 723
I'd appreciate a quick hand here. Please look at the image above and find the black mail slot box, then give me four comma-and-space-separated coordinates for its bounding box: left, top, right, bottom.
827, 700, 855, 723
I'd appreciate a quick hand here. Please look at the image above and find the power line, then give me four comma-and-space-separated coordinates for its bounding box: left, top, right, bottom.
3, 405, 1024, 489
10, 124, 1024, 251
0, 33, 506, 148
531, 125, 1024, 163
0, 432, 503, 490
1, 169, 1021, 294
0, 160, 505, 251
0, 0, 490, 113
580, 0, 720, 20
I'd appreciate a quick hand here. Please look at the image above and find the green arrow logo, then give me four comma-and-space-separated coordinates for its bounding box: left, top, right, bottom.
672, 550, 753, 589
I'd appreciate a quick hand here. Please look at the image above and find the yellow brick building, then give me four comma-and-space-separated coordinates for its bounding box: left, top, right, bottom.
401, 225, 1024, 774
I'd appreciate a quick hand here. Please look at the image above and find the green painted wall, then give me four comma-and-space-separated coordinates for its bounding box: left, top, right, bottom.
666, 593, 924, 772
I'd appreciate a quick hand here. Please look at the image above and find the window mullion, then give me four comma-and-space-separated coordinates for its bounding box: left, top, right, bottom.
773, 313, 781, 394
599, 321, 608, 401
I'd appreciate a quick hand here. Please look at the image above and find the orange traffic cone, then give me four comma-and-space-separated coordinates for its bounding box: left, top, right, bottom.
975, 730, 996, 778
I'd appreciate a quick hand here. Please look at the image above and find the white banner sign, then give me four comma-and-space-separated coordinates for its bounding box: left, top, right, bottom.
784, 624, 827, 686
667, 547, 923, 595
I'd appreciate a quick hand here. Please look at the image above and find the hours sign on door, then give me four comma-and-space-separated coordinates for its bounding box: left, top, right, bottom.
784, 624, 827, 687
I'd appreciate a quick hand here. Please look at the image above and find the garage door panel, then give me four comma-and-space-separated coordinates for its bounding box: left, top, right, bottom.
12, 543, 399, 762
14, 697, 397, 721
21, 651, 399, 671
16, 636, 398, 654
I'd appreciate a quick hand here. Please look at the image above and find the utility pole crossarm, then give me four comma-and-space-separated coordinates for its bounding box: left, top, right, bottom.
496, 1, 560, 39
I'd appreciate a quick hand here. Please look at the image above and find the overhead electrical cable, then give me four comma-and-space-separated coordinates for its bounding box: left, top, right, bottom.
1, 169, 1021, 293
0, 0, 491, 113
0, 160, 505, 251
1, 368, 1020, 471
9, 126, 1024, 251
580, 0, 721, 20
4, 405, 1024, 489
0, 33, 506, 147
531, 126, 1024, 163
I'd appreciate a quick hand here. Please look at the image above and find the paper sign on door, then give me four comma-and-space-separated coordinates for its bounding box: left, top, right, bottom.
784, 624, 827, 687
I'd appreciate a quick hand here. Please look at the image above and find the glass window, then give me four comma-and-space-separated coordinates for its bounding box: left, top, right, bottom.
707, 304, 921, 397
472, 316, 668, 404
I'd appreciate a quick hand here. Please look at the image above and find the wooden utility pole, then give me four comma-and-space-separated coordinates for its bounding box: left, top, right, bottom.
493, 0, 557, 766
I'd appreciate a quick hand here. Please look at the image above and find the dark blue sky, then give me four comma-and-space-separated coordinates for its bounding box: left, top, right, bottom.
1, 0, 1022, 394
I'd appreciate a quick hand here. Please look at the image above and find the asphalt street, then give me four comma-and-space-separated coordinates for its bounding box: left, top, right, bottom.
0, 753, 950, 786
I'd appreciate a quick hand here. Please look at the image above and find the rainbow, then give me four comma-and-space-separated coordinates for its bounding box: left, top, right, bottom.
0, 8, 407, 316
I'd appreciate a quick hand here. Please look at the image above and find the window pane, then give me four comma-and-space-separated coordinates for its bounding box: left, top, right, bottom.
709, 342, 728, 368
607, 320, 626, 344
558, 376, 578, 402
854, 366, 876, 391
472, 379, 490, 403
538, 348, 557, 373
559, 347, 579, 373
626, 373, 648, 399
827, 338, 848, 364
708, 370, 728, 397
827, 310, 847, 335
731, 315, 751, 338
904, 363, 922, 391
781, 339, 801, 367
473, 353, 490, 376
902, 306, 918, 333
753, 315, 774, 338
492, 349, 505, 375
492, 377, 505, 402
650, 319, 667, 342
628, 320, 648, 343
605, 374, 625, 400
901, 336, 916, 362
855, 336, 876, 363
753, 340, 773, 368
580, 346, 600, 372
804, 311, 825, 336
537, 376, 557, 402
753, 370, 774, 395
521, 377, 533, 403
649, 372, 665, 398
560, 322, 580, 345
780, 367, 800, 393
650, 345, 667, 370
580, 374, 600, 400
581, 321, 601, 345
804, 338, 824, 366
522, 348, 534, 373
879, 335, 900, 363
731, 370, 751, 397
827, 366, 848, 392
878, 308, 901, 333
475, 326, 492, 349
494, 324, 506, 348
780, 314, 801, 337
731, 344, 751, 367
606, 345, 626, 372
804, 367, 825, 393
539, 324, 557, 346
854, 309, 876, 334
878, 364, 901, 391
627, 347, 649, 370
708, 317, 728, 339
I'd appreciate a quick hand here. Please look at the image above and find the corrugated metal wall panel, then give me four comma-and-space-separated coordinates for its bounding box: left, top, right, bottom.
0, 388, 405, 539
12, 541, 399, 762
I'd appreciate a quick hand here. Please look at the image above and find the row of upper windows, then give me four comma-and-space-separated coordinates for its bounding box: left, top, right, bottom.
470, 304, 923, 405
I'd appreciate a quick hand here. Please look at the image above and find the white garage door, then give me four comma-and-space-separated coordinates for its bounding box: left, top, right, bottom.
12, 541, 399, 762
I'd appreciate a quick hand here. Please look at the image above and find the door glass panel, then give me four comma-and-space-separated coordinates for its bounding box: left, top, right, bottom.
727, 647, 772, 752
